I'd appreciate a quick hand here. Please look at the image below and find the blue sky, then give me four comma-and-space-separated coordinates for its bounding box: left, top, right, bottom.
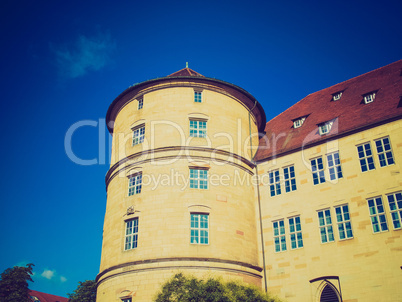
0, 0, 401, 297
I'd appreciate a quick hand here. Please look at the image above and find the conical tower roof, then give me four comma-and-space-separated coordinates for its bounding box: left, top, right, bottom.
167, 67, 204, 77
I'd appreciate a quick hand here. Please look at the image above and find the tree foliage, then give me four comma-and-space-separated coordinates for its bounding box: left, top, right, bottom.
0, 263, 34, 302
154, 273, 281, 302
67, 280, 97, 302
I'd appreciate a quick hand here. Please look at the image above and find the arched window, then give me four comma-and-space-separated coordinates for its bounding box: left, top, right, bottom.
320, 284, 340, 302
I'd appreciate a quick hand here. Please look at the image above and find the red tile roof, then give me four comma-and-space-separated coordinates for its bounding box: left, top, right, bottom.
29, 290, 69, 302
167, 67, 204, 77
255, 60, 402, 162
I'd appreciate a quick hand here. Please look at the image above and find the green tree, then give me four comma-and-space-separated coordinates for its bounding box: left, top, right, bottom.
0, 263, 34, 302
67, 280, 97, 302
154, 273, 282, 302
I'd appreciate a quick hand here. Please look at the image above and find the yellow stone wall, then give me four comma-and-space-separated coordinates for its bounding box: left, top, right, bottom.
97, 83, 263, 301
257, 119, 402, 301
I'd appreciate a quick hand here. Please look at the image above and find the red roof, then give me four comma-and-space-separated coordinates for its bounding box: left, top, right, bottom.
255, 60, 402, 161
167, 67, 204, 77
29, 290, 69, 302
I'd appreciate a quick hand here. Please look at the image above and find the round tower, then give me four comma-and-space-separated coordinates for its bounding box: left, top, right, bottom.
96, 67, 266, 301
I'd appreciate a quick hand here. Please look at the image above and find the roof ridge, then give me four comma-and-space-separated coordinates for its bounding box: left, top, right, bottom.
167, 67, 204, 77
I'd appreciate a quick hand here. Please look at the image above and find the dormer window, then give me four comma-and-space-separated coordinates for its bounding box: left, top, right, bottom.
332, 92, 342, 101
363, 92, 375, 104
293, 117, 306, 129
318, 120, 334, 135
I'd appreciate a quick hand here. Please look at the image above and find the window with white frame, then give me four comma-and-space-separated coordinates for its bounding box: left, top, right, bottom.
293, 117, 306, 128
318, 120, 334, 135
190, 214, 209, 244
132, 125, 145, 146
317, 209, 334, 243
363, 92, 375, 104
288, 216, 303, 249
283, 165, 297, 192
124, 218, 138, 250
138, 98, 143, 110
269, 170, 281, 196
332, 92, 342, 101
189, 120, 207, 137
335, 205, 353, 239
122, 299, 132, 302
311, 157, 325, 185
357, 142, 375, 172
367, 197, 388, 233
194, 91, 202, 103
327, 152, 343, 181
273, 220, 287, 252
189, 168, 208, 189
128, 173, 142, 196
375, 137, 395, 167
386, 192, 402, 230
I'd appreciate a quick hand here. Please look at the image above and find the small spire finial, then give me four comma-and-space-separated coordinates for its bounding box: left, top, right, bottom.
186, 62, 188, 68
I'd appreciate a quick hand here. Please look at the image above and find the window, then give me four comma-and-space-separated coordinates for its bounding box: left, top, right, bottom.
124, 218, 138, 250
367, 197, 388, 233
364, 92, 375, 104
332, 92, 342, 101
194, 91, 202, 103
387, 192, 402, 230
190, 214, 209, 244
311, 157, 325, 185
283, 165, 297, 192
318, 209, 334, 243
269, 170, 281, 196
357, 142, 375, 172
327, 152, 343, 180
189, 168, 208, 189
189, 120, 207, 137
335, 205, 353, 239
132, 125, 145, 146
375, 137, 395, 167
293, 117, 306, 128
273, 220, 287, 252
128, 173, 142, 196
288, 216, 303, 249
122, 299, 132, 302
138, 98, 143, 110
318, 120, 334, 135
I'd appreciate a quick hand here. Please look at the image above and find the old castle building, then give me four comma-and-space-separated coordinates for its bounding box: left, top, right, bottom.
96, 60, 402, 301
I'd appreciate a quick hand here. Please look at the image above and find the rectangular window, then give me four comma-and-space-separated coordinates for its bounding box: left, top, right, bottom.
293, 117, 306, 128
189, 168, 208, 189
386, 192, 402, 230
189, 120, 207, 137
288, 216, 303, 249
273, 220, 287, 252
367, 197, 388, 233
269, 170, 281, 196
318, 120, 334, 135
327, 152, 343, 180
335, 205, 353, 239
357, 143, 375, 172
194, 91, 202, 103
364, 92, 375, 104
132, 126, 145, 146
283, 165, 297, 192
190, 214, 209, 244
124, 218, 138, 250
138, 98, 143, 110
311, 157, 325, 185
375, 137, 395, 167
128, 173, 142, 196
318, 209, 334, 243
122, 299, 132, 302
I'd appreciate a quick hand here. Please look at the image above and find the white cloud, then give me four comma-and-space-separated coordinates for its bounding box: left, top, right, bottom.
52, 31, 116, 78
41, 269, 55, 280
60, 276, 67, 282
